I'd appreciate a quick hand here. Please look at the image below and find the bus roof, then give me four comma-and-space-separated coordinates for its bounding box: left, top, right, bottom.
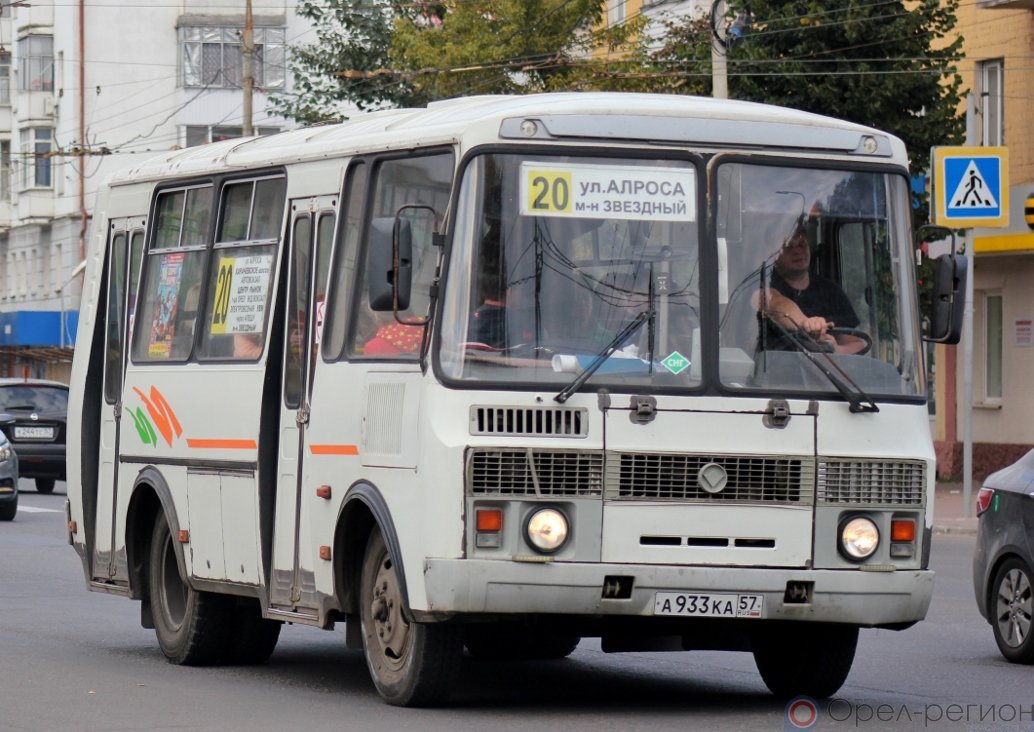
109, 92, 906, 185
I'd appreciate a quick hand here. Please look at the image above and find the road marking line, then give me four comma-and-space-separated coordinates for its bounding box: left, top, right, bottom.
18, 506, 62, 513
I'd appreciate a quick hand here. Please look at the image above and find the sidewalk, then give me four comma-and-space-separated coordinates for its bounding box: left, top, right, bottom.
932, 480, 978, 535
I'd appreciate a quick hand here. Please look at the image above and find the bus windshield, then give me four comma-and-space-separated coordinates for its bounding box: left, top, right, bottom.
440, 152, 702, 388
441, 153, 923, 401
715, 162, 924, 400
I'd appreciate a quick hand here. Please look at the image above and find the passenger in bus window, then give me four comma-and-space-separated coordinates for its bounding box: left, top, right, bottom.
233, 332, 263, 358
756, 222, 866, 355
363, 312, 424, 356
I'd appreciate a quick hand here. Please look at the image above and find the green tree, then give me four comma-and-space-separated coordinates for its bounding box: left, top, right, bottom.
268, 1, 419, 123
270, 1, 646, 123
721, 0, 965, 177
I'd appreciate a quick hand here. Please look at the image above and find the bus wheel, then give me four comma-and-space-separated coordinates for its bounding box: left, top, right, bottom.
751, 622, 858, 698
148, 512, 232, 665
359, 528, 462, 706
464, 623, 580, 660
224, 602, 282, 665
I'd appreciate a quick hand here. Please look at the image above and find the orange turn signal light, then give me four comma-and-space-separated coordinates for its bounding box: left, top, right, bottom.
476, 509, 503, 532
891, 520, 916, 543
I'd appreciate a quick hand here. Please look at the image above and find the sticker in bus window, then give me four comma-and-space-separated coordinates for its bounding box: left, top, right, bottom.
210, 254, 274, 335
519, 162, 695, 222
147, 252, 184, 358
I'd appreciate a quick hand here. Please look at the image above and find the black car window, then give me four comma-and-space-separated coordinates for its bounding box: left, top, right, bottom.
0, 386, 69, 411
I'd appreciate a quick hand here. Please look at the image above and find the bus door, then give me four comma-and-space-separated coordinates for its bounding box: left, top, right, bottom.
270, 197, 337, 611
94, 219, 145, 581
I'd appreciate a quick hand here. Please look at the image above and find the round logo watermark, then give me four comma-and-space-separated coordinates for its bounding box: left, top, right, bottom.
786, 696, 819, 729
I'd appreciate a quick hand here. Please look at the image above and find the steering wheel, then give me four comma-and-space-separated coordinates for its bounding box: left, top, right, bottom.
827, 327, 872, 356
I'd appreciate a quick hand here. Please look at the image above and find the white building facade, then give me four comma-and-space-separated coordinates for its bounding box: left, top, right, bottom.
0, 1, 315, 380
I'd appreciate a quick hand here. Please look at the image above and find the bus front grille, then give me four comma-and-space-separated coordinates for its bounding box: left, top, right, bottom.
469, 406, 588, 438
467, 448, 604, 496
817, 459, 925, 505
605, 453, 815, 505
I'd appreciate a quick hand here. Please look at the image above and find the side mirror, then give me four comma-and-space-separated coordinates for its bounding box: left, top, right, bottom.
366, 217, 412, 312
924, 252, 967, 345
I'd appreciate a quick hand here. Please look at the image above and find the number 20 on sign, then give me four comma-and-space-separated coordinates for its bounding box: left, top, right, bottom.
525, 169, 572, 214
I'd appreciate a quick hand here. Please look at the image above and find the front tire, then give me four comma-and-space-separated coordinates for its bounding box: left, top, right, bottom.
991, 557, 1034, 663
359, 528, 462, 706
148, 513, 232, 665
0, 497, 15, 521
35, 478, 55, 494
752, 622, 858, 698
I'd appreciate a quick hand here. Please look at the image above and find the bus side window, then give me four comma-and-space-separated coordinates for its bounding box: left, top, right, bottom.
198, 176, 286, 361
132, 186, 213, 362
322, 162, 366, 361
351, 151, 454, 358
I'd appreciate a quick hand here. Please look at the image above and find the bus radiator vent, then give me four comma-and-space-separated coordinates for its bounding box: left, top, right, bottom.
470, 406, 588, 438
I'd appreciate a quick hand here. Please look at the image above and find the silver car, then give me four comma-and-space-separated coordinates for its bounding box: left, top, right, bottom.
0, 428, 20, 520
973, 450, 1034, 663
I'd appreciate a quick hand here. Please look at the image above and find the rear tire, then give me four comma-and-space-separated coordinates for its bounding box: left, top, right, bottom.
360, 528, 462, 706
464, 622, 580, 660
0, 497, 15, 521
752, 622, 858, 698
148, 512, 233, 665
35, 478, 55, 494
223, 602, 282, 665
991, 557, 1034, 663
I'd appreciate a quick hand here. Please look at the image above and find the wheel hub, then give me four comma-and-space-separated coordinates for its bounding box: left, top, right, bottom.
369, 557, 409, 661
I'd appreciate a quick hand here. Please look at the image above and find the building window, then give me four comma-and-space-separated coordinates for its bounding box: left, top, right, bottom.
20, 128, 52, 189
183, 125, 279, 147
984, 292, 1003, 402
18, 35, 54, 92
0, 52, 10, 105
980, 59, 1003, 147
608, 0, 626, 26
180, 26, 285, 89
0, 140, 9, 199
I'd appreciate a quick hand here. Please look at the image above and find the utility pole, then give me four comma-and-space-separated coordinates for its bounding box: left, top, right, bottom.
242, 0, 254, 136
710, 0, 729, 99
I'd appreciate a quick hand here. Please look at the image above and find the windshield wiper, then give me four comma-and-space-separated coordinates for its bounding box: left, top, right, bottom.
554, 311, 651, 404
763, 317, 879, 413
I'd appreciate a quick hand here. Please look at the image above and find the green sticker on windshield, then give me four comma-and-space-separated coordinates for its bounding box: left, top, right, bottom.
661, 351, 689, 375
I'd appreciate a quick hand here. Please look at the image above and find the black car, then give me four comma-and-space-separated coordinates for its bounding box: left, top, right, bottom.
0, 378, 68, 494
973, 449, 1034, 664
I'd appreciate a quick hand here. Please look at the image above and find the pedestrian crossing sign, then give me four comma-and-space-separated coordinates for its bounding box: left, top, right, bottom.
932, 146, 1009, 228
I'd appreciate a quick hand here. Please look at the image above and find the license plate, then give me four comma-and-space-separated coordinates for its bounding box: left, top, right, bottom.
14, 426, 54, 440
654, 592, 764, 618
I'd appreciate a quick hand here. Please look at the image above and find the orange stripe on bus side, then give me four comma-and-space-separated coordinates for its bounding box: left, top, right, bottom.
185, 439, 258, 450
309, 444, 359, 456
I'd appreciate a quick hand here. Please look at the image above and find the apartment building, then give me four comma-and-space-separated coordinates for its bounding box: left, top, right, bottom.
932, 0, 1034, 479
0, 1, 313, 381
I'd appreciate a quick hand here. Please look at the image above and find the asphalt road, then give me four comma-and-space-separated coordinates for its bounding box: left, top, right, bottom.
2, 481, 1031, 732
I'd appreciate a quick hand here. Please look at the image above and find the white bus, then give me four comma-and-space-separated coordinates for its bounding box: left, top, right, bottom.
67, 93, 965, 707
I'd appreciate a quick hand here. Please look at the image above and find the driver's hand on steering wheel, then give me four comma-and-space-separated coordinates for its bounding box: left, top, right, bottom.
797, 315, 833, 340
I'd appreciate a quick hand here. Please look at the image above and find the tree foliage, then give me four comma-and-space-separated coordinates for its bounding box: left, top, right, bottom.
721, 0, 966, 171
270, 1, 646, 124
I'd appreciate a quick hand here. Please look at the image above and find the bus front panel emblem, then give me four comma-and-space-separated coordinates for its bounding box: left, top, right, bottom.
698, 463, 729, 494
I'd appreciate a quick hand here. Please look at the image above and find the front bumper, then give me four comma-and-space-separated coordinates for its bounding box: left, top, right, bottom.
11, 443, 65, 479
423, 559, 934, 627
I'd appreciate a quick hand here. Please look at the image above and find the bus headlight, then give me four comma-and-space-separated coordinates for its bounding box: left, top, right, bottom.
524, 507, 569, 554
839, 516, 879, 561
